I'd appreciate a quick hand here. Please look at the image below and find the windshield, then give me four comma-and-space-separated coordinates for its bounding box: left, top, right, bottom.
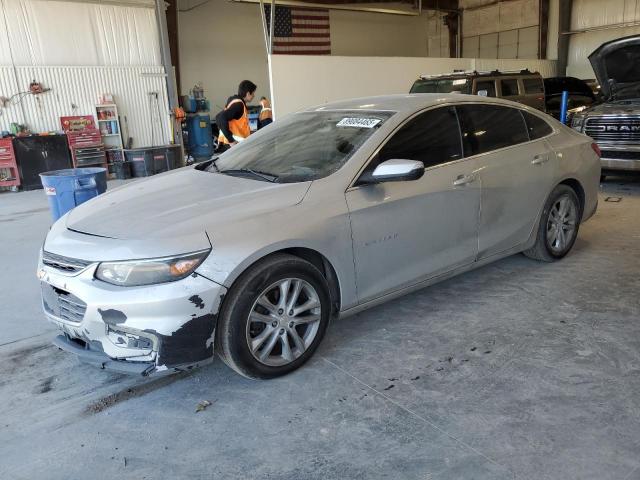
410, 78, 471, 94
208, 110, 392, 182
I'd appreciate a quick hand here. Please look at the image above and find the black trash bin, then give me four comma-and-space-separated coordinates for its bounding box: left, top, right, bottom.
124, 145, 183, 177
114, 161, 131, 180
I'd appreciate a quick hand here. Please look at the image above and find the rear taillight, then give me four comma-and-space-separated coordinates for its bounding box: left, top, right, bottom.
591, 143, 601, 157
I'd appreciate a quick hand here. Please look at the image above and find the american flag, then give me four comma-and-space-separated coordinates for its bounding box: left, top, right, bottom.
265, 5, 331, 55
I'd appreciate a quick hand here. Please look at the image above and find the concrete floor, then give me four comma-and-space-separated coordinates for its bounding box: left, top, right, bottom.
1, 177, 639, 480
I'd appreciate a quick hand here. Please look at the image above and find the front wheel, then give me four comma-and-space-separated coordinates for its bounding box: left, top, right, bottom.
215, 254, 331, 379
523, 185, 581, 262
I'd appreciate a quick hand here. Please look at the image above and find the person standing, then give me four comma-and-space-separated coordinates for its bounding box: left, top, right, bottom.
216, 80, 256, 150
258, 97, 273, 129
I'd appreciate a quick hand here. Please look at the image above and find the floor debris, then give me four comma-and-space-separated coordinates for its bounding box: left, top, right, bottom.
195, 400, 212, 412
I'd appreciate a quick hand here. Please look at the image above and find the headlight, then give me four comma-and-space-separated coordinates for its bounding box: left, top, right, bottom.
571, 115, 585, 131
95, 249, 210, 287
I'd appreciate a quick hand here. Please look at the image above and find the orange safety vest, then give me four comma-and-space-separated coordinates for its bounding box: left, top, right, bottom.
218, 98, 251, 144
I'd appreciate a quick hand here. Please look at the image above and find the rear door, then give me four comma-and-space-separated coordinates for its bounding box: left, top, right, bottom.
346, 106, 480, 303
456, 104, 556, 259
521, 76, 546, 111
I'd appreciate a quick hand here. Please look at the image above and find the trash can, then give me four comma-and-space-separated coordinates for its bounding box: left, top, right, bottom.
114, 161, 131, 180
39, 168, 107, 221
124, 145, 183, 177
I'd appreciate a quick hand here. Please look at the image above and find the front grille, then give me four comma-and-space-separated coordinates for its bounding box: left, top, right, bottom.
42, 251, 92, 274
42, 283, 87, 323
599, 150, 640, 160
585, 116, 640, 144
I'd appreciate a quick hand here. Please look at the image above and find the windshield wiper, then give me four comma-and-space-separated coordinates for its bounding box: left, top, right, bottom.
195, 157, 220, 172
219, 168, 278, 182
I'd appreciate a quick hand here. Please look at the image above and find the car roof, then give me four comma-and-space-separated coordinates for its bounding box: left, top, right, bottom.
417, 70, 541, 80
304, 93, 535, 114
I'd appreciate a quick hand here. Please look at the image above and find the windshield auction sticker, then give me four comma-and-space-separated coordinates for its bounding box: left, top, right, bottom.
336, 118, 381, 128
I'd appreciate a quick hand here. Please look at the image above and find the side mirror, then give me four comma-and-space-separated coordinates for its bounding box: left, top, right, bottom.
363, 159, 424, 184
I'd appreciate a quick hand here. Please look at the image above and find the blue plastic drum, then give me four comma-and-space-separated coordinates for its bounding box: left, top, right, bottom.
39, 168, 107, 221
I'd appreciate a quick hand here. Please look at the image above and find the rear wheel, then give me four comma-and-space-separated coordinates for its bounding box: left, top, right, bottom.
215, 254, 331, 379
524, 185, 581, 262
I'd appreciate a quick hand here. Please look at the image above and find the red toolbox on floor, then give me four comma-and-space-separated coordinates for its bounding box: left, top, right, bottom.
0, 138, 20, 188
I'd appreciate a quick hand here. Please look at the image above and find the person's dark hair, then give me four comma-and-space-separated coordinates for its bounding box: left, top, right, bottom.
238, 80, 257, 98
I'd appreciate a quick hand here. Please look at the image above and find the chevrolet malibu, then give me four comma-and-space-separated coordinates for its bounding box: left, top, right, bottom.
39, 94, 600, 379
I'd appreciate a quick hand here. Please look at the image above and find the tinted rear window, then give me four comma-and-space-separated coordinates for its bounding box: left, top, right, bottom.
522, 111, 553, 140
523, 78, 544, 94
475, 80, 496, 97
456, 104, 529, 156
501, 79, 519, 96
411, 78, 471, 94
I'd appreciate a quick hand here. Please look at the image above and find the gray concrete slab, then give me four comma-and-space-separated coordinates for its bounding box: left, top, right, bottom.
1, 176, 639, 479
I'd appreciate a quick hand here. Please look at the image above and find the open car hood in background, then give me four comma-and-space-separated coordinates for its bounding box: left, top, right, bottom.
589, 35, 640, 100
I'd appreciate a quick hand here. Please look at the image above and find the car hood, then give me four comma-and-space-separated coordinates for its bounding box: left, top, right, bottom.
583, 100, 640, 116
66, 167, 311, 241
589, 35, 640, 100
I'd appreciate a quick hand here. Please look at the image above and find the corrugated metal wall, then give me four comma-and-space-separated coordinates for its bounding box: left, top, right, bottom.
567, 0, 640, 78
0, 0, 171, 146
0, 66, 170, 147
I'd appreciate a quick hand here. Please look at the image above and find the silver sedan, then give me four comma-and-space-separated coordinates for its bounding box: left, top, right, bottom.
38, 94, 600, 378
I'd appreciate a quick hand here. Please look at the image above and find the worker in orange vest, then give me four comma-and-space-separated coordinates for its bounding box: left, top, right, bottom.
215, 80, 256, 150
258, 97, 273, 129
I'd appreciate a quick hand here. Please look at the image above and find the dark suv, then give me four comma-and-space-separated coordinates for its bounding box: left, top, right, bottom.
571, 35, 640, 176
410, 70, 546, 111
543, 77, 597, 121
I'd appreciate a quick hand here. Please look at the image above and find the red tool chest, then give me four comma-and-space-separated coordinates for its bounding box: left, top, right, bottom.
60, 116, 107, 169
0, 138, 20, 188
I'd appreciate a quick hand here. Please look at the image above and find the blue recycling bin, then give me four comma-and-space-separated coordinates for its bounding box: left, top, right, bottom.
39, 168, 107, 221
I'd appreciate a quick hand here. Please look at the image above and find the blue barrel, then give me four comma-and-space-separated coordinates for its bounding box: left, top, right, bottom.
39, 168, 107, 221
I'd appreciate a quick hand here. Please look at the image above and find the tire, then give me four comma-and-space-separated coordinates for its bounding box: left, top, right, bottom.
215, 253, 331, 379
523, 185, 581, 262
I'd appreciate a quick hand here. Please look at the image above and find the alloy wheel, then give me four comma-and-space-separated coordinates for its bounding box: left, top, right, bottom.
246, 278, 322, 367
546, 194, 578, 253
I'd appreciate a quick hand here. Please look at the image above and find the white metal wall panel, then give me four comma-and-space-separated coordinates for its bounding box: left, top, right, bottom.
0, 66, 171, 147
463, 0, 538, 36
462, 0, 540, 60
568, 0, 640, 78
0, 0, 160, 66
517, 25, 539, 58
463, 35, 480, 57
0, 66, 23, 128
571, 0, 637, 30
426, 12, 449, 57
463, 4, 500, 36
479, 33, 499, 58
498, 30, 519, 58
568, 25, 640, 78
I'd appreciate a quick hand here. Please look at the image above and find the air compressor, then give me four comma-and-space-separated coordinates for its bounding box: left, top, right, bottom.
182, 83, 213, 160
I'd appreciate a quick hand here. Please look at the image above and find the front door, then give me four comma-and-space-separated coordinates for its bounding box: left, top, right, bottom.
346, 106, 481, 304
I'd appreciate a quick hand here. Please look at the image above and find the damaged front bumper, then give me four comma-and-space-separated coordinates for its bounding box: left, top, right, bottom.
38, 254, 227, 375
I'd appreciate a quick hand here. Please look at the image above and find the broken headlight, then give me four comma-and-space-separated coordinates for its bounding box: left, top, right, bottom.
95, 249, 210, 287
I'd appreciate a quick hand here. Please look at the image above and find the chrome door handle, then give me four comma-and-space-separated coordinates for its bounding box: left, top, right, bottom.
453, 173, 476, 186
531, 154, 549, 165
